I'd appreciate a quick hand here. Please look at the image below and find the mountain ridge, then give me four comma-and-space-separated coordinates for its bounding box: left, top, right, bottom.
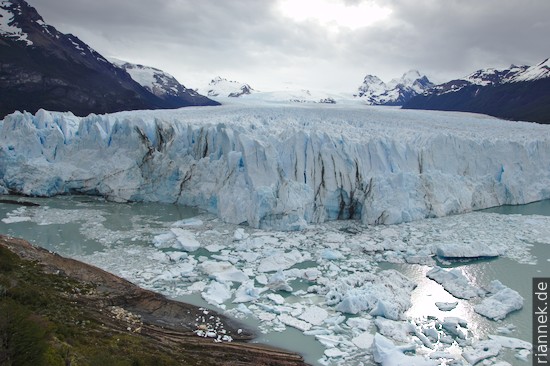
403, 58, 550, 124
0, 0, 216, 118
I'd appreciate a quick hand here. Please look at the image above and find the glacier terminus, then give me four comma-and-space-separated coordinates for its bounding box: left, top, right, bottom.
1, 102, 550, 231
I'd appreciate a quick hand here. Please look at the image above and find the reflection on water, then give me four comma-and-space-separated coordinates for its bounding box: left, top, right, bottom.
383, 242, 550, 365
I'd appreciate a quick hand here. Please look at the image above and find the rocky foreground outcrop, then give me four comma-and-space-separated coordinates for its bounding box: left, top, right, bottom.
0, 235, 307, 365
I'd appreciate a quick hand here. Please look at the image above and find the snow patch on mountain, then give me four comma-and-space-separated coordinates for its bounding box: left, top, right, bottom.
0, 0, 31, 44
511, 58, 550, 82
110, 58, 201, 99
1, 105, 550, 230
355, 70, 434, 105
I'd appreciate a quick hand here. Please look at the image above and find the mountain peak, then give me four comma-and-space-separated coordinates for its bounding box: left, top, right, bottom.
355, 70, 433, 106
204, 77, 255, 98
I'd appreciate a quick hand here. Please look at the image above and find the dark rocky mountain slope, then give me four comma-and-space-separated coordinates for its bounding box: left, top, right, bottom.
0, 0, 217, 119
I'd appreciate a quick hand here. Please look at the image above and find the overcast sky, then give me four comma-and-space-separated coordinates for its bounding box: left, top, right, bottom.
27, 0, 550, 92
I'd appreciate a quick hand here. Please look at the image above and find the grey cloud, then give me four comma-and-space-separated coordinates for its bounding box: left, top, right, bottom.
26, 0, 550, 90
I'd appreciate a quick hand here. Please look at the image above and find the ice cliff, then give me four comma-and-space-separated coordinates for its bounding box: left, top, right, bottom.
1, 104, 549, 230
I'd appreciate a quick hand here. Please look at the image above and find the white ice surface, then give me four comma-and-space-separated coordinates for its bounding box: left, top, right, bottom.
2, 104, 550, 230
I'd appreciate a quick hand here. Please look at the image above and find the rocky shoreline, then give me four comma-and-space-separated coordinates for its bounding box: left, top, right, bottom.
0, 235, 308, 365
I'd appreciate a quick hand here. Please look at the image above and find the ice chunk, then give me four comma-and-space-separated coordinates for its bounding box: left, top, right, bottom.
1, 216, 32, 223
199, 260, 248, 283
233, 228, 249, 241
474, 284, 523, 320
165, 251, 188, 262
334, 270, 415, 319
372, 333, 437, 366
205, 244, 224, 252
315, 334, 341, 348
298, 306, 328, 326
267, 270, 293, 292
278, 314, 312, 332
201, 281, 232, 305
346, 317, 371, 331
374, 317, 415, 342
435, 301, 458, 311
441, 317, 468, 339
352, 331, 374, 349
233, 281, 262, 303
152, 232, 175, 247
435, 242, 499, 259
426, 266, 484, 299
266, 293, 285, 305
170, 228, 201, 252
257, 250, 304, 272
320, 249, 344, 260
324, 348, 347, 358
462, 339, 501, 365
488, 334, 532, 350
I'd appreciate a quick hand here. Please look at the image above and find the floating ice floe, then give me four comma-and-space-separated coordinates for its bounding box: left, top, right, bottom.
257, 249, 305, 272
488, 334, 532, 350
199, 260, 249, 283
435, 242, 499, 259
435, 301, 458, 311
426, 266, 485, 299
461, 339, 502, 364
441, 317, 468, 340
298, 305, 329, 326
328, 269, 415, 320
474, 280, 523, 320
170, 228, 201, 251
201, 281, 232, 306
372, 333, 437, 366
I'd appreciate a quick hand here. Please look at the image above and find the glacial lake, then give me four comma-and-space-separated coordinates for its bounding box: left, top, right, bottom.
1, 195, 549, 366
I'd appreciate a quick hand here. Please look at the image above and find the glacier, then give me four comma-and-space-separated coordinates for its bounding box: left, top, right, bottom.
1, 103, 550, 230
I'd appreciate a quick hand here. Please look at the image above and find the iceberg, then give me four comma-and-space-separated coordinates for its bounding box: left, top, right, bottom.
435, 242, 499, 259
426, 266, 485, 299
1, 105, 550, 230
474, 281, 524, 320
462, 339, 502, 365
371, 333, 437, 366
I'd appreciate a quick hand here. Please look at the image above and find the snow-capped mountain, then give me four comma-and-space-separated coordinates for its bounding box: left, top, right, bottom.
404, 58, 550, 124
110, 59, 215, 108
511, 58, 550, 82
203, 77, 256, 98
0, 0, 216, 118
354, 70, 434, 106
